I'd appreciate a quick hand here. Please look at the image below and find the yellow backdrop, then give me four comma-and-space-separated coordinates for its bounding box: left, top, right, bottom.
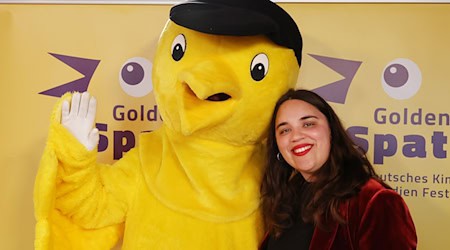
1, 3, 449, 249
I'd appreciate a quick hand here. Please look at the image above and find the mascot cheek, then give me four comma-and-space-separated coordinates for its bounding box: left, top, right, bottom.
198, 46, 299, 145
152, 22, 185, 131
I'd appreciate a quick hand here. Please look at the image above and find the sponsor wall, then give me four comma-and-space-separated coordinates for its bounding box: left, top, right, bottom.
1, 2, 449, 249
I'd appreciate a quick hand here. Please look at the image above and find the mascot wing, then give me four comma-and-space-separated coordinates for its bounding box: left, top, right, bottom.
34, 95, 122, 250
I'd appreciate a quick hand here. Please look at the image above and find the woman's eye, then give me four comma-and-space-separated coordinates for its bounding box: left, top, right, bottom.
304, 122, 314, 128
279, 128, 290, 135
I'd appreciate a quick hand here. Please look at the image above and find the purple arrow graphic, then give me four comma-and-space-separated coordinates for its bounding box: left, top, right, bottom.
310, 54, 362, 104
39, 53, 100, 97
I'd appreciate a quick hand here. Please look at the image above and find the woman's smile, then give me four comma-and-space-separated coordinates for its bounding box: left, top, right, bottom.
292, 144, 312, 156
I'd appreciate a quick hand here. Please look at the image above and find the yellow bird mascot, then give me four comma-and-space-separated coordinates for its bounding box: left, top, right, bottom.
34, 0, 303, 249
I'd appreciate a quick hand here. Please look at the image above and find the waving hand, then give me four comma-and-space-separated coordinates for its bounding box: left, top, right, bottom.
61, 92, 99, 151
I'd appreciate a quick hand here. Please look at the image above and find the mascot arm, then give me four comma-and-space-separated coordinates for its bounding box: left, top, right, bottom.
35, 92, 141, 249
53, 135, 140, 229
48, 92, 140, 229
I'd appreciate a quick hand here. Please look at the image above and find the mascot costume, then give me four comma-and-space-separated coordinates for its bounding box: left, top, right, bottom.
34, 0, 302, 249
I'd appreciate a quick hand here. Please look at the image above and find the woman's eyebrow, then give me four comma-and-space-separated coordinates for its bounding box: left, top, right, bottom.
276, 122, 288, 130
276, 115, 319, 129
300, 115, 318, 120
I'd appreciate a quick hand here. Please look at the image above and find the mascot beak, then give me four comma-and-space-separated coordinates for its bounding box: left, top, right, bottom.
176, 59, 239, 135
178, 59, 240, 102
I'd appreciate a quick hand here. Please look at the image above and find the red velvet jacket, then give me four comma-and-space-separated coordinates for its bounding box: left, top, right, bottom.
260, 178, 417, 250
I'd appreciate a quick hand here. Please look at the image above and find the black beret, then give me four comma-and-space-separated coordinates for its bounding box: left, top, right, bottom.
170, 0, 303, 67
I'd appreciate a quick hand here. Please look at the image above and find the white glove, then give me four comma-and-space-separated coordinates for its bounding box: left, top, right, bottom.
61, 92, 99, 151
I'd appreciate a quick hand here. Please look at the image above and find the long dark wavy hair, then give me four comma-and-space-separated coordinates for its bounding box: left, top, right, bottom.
261, 89, 388, 237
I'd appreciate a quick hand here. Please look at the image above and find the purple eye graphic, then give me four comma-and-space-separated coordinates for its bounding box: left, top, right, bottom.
119, 57, 153, 97
381, 58, 421, 100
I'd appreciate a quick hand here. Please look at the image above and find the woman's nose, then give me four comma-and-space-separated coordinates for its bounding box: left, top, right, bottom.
290, 128, 305, 142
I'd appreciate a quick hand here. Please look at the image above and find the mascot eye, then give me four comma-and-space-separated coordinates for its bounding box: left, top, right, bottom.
171, 34, 186, 61
119, 57, 153, 97
250, 53, 269, 81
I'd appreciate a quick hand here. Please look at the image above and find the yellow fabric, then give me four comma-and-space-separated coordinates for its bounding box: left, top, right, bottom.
34, 20, 299, 249
34, 95, 123, 250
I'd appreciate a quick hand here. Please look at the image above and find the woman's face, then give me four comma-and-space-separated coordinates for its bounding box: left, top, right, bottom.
275, 99, 331, 181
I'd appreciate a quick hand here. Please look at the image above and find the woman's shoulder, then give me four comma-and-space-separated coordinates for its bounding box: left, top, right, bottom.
344, 181, 417, 248
359, 178, 388, 194
349, 178, 403, 211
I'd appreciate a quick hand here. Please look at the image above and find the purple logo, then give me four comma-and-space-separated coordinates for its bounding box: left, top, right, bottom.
381, 58, 422, 100
309, 54, 362, 104
119, 57, 153, 97
39, 53, 100, 97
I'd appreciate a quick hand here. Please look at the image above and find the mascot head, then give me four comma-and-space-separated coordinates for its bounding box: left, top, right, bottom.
152, 0, 302, 145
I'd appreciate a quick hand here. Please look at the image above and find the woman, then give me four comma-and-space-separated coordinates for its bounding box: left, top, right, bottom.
260, 89, 417, 250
